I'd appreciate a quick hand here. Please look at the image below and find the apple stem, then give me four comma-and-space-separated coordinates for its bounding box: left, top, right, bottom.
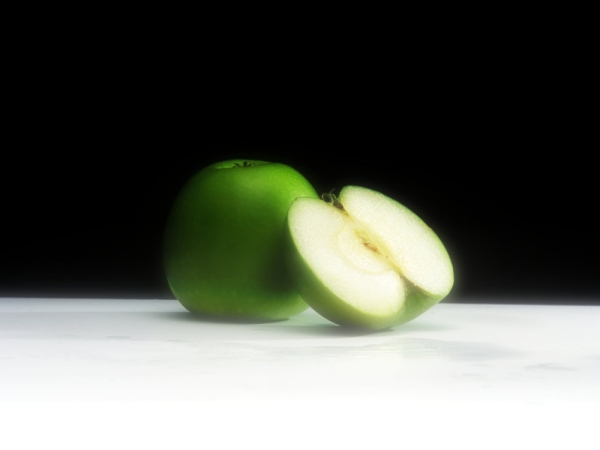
321, 189, 346, 212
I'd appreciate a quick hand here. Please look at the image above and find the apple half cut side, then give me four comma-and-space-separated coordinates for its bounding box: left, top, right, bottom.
286, 186, 454, 330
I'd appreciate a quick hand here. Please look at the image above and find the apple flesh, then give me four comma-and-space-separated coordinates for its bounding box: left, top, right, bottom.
164, 159, 318, 320
286, 186, 454, 329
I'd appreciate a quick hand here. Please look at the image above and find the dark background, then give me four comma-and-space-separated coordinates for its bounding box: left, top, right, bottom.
1, 137, 598, 305
2, 21, 597, 305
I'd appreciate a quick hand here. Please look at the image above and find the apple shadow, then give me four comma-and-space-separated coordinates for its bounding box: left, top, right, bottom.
266, 315, 455, 337
390, 320, 456, 333
162, 311, 289, 325
159, 311, 386, 336
271, 324, 394, 337
159, 312, 454, 337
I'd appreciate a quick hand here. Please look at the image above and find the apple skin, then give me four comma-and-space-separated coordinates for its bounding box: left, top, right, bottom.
284, 188, 453, 330
163, 159, 318, 320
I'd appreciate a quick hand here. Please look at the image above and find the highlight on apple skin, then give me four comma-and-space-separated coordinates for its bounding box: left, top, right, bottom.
285, 185, 454, 330
163, 159, 319, 320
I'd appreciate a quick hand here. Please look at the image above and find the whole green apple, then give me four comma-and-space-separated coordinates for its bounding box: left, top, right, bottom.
164, 159, 318, 320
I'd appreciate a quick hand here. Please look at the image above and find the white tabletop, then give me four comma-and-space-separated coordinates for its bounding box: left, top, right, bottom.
1, 298, 598, 449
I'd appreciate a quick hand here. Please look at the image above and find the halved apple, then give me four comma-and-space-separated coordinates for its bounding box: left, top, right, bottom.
286, 186, 454, 329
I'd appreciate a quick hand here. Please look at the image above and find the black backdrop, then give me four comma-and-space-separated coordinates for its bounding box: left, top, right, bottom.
1, 139, 598, 305
2, 1, 597, 305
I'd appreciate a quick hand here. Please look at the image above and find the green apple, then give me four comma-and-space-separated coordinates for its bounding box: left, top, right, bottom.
164, 159, 318, 320
286, 186, 454, 329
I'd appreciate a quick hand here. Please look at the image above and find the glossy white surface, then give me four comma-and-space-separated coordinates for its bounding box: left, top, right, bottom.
1, 298, 599, 449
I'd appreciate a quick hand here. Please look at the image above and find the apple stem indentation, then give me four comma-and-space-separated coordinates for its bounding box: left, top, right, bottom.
233, 161, 256, 168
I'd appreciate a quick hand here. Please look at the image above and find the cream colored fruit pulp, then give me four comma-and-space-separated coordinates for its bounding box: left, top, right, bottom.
340, 186, 453, 297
